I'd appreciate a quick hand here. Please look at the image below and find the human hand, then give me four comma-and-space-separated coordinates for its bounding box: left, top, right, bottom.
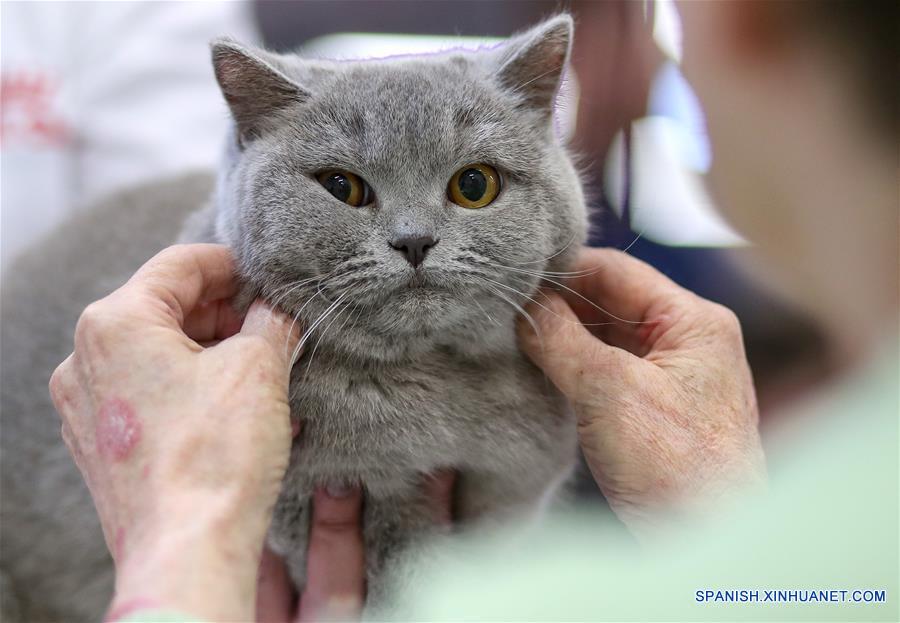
256, 472, 456, 623
50, 244, 300, 622
517, 248, 766, 540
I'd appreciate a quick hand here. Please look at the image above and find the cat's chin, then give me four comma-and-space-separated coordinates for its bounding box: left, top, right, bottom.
351, 287, 470, 336
386, 288, 458, 318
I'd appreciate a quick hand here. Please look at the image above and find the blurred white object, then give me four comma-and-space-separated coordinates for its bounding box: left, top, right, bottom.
652, 0, 683, 63
605, 116, 746, 247
604, 2, 744, 249
301, 32, 500, 59
301, 33, 579, 144
647, 61, 710, 172
1, 1, 258, 268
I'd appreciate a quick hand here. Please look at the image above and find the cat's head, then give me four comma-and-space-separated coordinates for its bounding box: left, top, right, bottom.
211, 15, 587, 358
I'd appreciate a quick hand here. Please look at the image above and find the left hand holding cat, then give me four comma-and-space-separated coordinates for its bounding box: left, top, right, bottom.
50, 243, 456, 623
50, 244, 304, 622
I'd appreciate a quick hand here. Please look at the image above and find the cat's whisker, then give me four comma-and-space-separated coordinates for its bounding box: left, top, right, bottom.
335, 301, 365, 361
476, 279, 615, 377
270, 281, 322, 350
471, 297, 501, 327
280, 265, 354, 363
301, 297, 354, 381
619, 229, 645, 254
337, 301, 364, 339
474, 273, 617, 329
522, 229, 645, 277
479, 281, 545, 353
287, 290, 335, 369
481, 262, 648, 326
507, 230, 580, 266
268, 275, 317, 297
268, 275, 320, 310
326, 301, 367, 370
284, 290, 324, 364
284, 305, 305, 366
267, 270, 350, 363
477, 231, 579, 269
312, 266, 346, 301
529, 288, 617, 330
291, 290, 350, 367
481, 226, 645, 278
275, 264, 344, 311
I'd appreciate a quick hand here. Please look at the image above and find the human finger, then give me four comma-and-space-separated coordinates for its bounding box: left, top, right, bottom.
297, 486, 365, 622
122, 244, 237, 328
556, 248, 691, 328
517, 290, 635, 402
423, 470, 456, 526
256, 546, 296, 623
240, 300, 302, 367
182, 298, 245, 343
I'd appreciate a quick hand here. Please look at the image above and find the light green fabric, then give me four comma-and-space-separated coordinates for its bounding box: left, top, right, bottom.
388, 351, 899, 622
117, 610, 201, 623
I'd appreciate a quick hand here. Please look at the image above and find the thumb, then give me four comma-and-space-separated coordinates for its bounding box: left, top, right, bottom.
240, 299, 303, 366
517, 290, 632, 402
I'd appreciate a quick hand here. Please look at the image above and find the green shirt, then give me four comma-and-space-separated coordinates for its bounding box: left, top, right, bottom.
387, 352, 899, 622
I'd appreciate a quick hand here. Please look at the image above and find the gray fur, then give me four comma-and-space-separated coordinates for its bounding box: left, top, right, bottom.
1, 174, 216, 622
1, 15, 586, 620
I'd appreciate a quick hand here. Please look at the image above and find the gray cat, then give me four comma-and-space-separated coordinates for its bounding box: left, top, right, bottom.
1, 14, 587, 621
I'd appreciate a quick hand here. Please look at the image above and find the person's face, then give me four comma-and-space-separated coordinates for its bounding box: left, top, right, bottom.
677, 2, 793, 248
676, 2, 896, 336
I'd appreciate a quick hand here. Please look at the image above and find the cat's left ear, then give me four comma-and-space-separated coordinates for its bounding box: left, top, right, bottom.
496, 14, 573, 116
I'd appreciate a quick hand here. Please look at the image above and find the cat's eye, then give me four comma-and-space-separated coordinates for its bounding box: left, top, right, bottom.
316, 170, 373, 207
448, 164, 501, 209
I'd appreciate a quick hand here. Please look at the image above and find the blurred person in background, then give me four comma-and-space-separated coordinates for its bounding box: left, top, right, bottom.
0, 0, 257, 266
392, 0, 897, 618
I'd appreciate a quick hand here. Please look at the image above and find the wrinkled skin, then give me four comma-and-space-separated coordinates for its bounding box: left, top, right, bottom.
518, 248, 766, 540
49, 245, 298, 622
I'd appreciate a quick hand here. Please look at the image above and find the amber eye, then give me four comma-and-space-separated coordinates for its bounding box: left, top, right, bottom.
448, 163, 501, 209
316, 170, 373, 207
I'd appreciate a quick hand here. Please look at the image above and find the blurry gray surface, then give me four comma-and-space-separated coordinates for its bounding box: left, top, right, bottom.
256, 0, 559, 50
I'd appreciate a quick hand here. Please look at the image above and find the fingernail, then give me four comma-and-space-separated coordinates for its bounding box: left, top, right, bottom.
325, 483, 355, 498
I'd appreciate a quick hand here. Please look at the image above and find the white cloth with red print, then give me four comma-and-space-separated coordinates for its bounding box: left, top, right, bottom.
1, 1, 258, 267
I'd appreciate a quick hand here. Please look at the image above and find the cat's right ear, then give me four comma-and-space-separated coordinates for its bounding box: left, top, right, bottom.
495, 15, 573, 118
211, 39, 310, 146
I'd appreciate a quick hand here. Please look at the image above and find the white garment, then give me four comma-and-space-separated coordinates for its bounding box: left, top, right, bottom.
1, 1, 258, 268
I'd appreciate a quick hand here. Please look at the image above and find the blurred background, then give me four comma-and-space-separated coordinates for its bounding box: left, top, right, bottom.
0, 0, 834, 467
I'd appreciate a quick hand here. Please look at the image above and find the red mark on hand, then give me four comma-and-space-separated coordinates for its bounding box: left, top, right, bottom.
96, 398, 141, 462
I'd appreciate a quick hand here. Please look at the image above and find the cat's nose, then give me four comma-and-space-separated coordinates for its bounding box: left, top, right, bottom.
389, 235, 438, 268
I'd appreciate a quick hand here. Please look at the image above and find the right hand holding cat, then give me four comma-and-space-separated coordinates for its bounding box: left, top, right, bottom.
518, 247, 767, 542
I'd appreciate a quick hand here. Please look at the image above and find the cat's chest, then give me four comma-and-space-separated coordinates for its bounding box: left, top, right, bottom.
287, 346, 553, 470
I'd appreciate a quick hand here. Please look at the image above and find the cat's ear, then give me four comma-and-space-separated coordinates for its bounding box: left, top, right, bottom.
495, 14, 573, 115
211, 39, 310, 144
